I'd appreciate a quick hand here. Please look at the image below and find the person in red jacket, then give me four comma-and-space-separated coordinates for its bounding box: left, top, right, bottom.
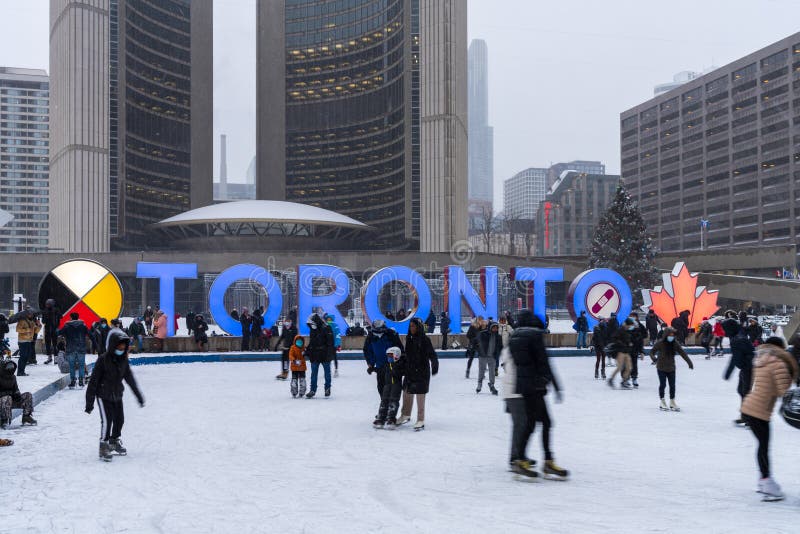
289, 335, 307, 398
712, 320, 725, 357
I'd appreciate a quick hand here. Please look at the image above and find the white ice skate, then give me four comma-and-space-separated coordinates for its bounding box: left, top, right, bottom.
414, 420, 425, 431
760, 477, 785, 502
669, 399, 680, 412
397, 415, 411, 425
659, 399, 668, 411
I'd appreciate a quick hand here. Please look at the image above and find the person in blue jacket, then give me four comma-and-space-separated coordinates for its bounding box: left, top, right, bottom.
363, 319, 403, 398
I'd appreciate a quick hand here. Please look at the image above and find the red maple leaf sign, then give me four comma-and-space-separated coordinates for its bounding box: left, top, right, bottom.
641, 262, 719, 330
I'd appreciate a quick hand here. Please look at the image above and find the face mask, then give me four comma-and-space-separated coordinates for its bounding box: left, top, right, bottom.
309, 323, 317, 330
284, 322, 292, 328
295, 340, 303, 347
667, 336, 675, 342
628, 326, 635, 331
114, 349, 125, 356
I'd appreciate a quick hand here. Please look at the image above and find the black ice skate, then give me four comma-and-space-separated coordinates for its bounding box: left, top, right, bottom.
510, 460, 540, 481
68, 379, 76, 389
373, 418, 385, 429
79, 378, 84, 388
305, 391, 316, 399
109, 438, 127, 455
324, 388, 331, 397
98, 441, 113, 462
275, 371, 288, 380
543, 459, 569, 481
21, 414, 37, 426
489, 385, 498, 396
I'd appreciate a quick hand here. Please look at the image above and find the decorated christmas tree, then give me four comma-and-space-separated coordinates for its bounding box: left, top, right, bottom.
588, 184, 659, 290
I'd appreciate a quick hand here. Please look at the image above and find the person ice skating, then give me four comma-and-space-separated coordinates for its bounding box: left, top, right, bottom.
607, 318, 635, 389
645, 310, 659, 345
238, 308, 253, 351
106, 319, 126, 351
0, 360, 37, 428
398, 318, 438, 430
325, 314, 341, 377
498, 316, 514, 348
650, 327, 693, 411
85, 332, 145, 461
363, 319, 402, 398
605, 312, 619, 368
465, 317, 482, 379
41, 298, 62, 364
425, 310, 437, 334
628, 312, 646, 388
671, 310, 690, 345
477, 321, 501, 395
439, 311, 451, 350
507, 310, 566, 480
289, 335, 307, 398
275, 319, 298, 380
768, 323, 785, 346
574, 311, 589, 350
373, 346, 405, 429
58, 312, 90, 388
592, 318, 607, 379
740, 337, 798, 501
698, 317, 713, 359
305, 313, 334, 398
745, 319, 763, 347
712, 319, 725, 356
722, 318, 755, 426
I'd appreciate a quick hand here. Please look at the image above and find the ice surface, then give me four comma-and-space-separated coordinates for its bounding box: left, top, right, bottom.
1, 357, 798, 533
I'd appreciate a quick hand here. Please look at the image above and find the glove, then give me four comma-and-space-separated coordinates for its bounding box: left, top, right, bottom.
138, 398, 145, 407
555, 391, 563, 404
689, 363, 694, 370
367, 365, 374, 375
85, 405, 93, 414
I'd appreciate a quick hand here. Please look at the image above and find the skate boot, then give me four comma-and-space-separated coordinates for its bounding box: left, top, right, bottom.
275, 371, 288, 380
620, 380, 631, 389
79, 378, 84, 388
397, 415, 411, 425
414, 420, 425, 431
324, 388, 331, 397
659, 398, 668, 411
21, 414, 37, 426
465, 368, 470, 379
760, 477, 785, 501
510, 459, 539, 481
45, 356, 53, 364
632, 379, 639, 388
601, 371, 606, 379
373, 418, 385, 429
476, 382, 482, 394
98, 441, 113, 462
109, 438, 127, 456
543, 459, 569, 480
607, 378, 614, 388
734, 417, 748, 427
0, 418, 7, 429
489, 385, 498, 396
669, 399, 680, 412
594, 370, 599, 379
69, 379, 76, 389
305, 390, 316, 399
386, 418, 397, 430
290, 378, 299, 398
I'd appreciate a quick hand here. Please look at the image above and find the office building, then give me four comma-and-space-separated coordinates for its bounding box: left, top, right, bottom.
0, 68, 49, 253
621, 32, 800, 260
468, 39, 493, 207
49, 0, 213, 252
257, 0, 467, 250
503, 167, 547, 221
546, 160, 605, 190
537, 171, 619, 256
654, 71, 701, 96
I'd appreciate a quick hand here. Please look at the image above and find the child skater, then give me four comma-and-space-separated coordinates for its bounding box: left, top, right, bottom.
289, 335, 307, 398
85, 332, 145, 461
649, 327, 693, 411
373, 347, 405, 429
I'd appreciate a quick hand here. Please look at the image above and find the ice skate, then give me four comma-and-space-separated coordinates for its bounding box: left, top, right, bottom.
397, 415, 411, 425
543, 459, 569, 481
607, 378, 614, 388
510, 459, 540, 481
669, 399, 680, 412
414, 420, 425, 431
305, 390, 315, 398
45, 356, 53, 364
21, 414, 37, 426
620, 380, 632, 389
760, 477, 785, 502
109, 438, 127, 456
275, 371, 288, 380
594, 371, 599, 379
476, 383, 482, 394
98, 441, 113, 462
385, 418, 397, 430
68, 379, 76, 389
489, 385, 498, 396
373, 418, 385, 429
79, 378, 84, 388
632, 379, 639, 388
659, 399, 668, 411
601, 371, 606, 379
734, 417, 748, 427
465, 369, 470, 379
324, 388, 331, 397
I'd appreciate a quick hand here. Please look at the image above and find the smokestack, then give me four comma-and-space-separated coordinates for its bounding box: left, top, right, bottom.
220, 134, 228, 200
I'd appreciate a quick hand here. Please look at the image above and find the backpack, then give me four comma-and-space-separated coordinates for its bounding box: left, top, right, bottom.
780, 387, 800, 429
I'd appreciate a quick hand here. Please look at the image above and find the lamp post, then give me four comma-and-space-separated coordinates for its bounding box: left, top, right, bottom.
699, 218, 710, 250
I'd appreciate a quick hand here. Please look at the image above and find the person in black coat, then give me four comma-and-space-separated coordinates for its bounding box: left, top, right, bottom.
346, 322, 366, 336
0, 359, 36, 427
373, 347, 405, 428
628, 312, 647, 388
85, 331, 144, 461
274, 319, 298, 380
722, 318, 755, 425
186, 310, 195, 337
465, 317, 482, 379
608, 318, 636, 388
239, 308, 253, 351
425, 310, 437, 334
41, 298, 62, 363
507, 310, 566, 479
398, 318, 438, 428
592, 318, 607, 379
645, 310, 659, 344
671, 310, 690, 345
477, 321, 502, 394
439, 312, 451, 350
305, 313, 334, 398
193, 315, 209, 352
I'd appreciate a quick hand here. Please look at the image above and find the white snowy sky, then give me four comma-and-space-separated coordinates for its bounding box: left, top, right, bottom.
1, 0, 799, 201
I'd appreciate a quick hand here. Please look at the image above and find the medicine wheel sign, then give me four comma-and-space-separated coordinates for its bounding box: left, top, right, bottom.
38, 259, 124, 328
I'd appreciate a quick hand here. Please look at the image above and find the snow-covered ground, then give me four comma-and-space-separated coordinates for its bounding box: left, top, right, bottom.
2, 357, 798, 533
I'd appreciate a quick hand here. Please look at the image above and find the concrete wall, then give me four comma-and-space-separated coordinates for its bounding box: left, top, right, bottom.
190, 0, 214, 209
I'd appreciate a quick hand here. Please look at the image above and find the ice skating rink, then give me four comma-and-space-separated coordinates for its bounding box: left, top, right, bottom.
1, 356, 798, 533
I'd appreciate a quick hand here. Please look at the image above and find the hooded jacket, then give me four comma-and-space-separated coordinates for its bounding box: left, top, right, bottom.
741, 343, 798, 422
650, 328, 693, 372
478, 322, 503, 359
276, 323, 298, 351
722, 319, 755, 379
363, 323, 402, 369
306, 314, 334, 364
508, 310, 560, 396
289, 335, 307, 372
645, 311, 659, 336
85, 331, 144, 406
0, 360, 22, 401
403, 318, 438, 394
58, 319, 90, 354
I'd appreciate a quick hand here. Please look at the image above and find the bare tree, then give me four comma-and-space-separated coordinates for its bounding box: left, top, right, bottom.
480, 206, 496, 254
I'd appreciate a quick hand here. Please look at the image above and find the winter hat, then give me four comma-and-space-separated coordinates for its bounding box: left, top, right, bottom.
386, 346, 401, 361
764, 336, 786, 349
624, 317, 635, 326
721, 318, 740, 337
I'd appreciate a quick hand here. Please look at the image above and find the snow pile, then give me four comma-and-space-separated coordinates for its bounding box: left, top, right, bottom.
2, 358, 799, 533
